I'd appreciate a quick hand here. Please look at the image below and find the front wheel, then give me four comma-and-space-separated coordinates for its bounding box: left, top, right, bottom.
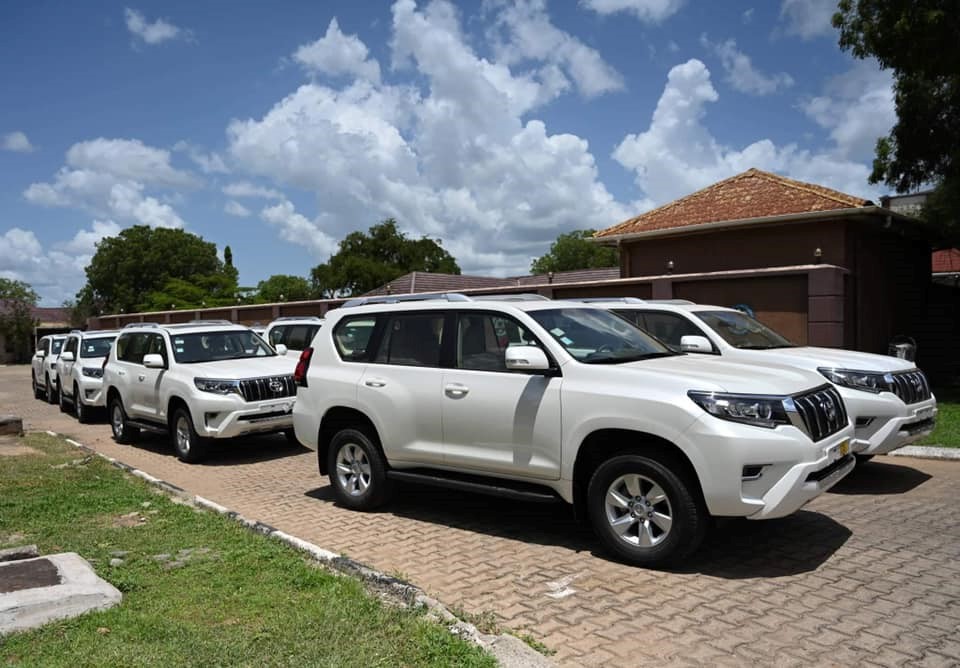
32, 372, 43, 400
74, 383, 91, 423
45, 375, 58, 405
587, 454, 707, 567
109, 396, 139, 444
171, 407, 209, 463
326, 428, 392, 511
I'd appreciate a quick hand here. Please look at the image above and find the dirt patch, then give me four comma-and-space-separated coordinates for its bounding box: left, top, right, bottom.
110, 511, 149, 528
0, 435, 39, 457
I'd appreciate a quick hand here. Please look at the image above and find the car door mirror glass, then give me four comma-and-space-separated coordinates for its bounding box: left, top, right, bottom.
60, 351, 75, 362
680, 335, 713, 353
275, 343, 288, 356
143, 353, 166, 369
505, 345, 551, 372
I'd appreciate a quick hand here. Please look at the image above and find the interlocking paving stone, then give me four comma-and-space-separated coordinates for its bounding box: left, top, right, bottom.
3, 364, 959, 666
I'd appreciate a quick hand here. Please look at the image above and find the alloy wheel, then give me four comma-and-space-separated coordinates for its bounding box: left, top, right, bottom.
335, 443, 372, 496
604, 473, 674, 548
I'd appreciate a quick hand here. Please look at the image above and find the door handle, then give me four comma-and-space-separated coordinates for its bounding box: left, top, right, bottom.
444, 383, 469, 398
138, 374, 146, 381
364, 379, 387, 388
117, 370, 126, 376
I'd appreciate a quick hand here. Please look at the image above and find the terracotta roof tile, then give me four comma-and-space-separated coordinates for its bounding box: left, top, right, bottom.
363, 272, 514, 296
932, 249, 960, 273
596, 168, 870, 238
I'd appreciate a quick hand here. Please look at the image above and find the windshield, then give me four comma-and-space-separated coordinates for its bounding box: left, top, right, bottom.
694, 310, 795, 349
528, 308, 675, 364
51, 339, 64, 354
80, 336, 116, 358
170, 330, 276, 363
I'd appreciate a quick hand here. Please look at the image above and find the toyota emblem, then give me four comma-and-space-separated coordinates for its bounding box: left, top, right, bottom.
268, 378, 284, 394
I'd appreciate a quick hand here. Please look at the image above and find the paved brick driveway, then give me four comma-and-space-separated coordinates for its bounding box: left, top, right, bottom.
6, 365, 960, 666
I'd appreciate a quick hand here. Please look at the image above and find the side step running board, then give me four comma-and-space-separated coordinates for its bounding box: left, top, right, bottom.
126, 419, 168, 435
386, 469, 561, 503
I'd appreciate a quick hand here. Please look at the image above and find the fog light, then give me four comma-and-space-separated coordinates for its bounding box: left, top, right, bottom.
855, 417, 875, 428
742, 465, 765, 481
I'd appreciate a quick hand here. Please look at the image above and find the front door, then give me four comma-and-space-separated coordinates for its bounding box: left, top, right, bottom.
441, 311, 562, 480
133, 333, 168, 421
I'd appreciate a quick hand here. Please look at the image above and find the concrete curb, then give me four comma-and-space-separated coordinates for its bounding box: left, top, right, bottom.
888, 445, 960, 460
51, 431, 554, 667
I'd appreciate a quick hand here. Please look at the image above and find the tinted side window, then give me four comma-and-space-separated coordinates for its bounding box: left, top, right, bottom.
333, 317, 377, 362
269, 326, 286, 346
456, 313, 540, 372
40, 338, 49, 355
147, 334, 168, 363
286, 324, 320, 350
374, 313, 444, 367
67, 337, 79, 354
637, 311, 708, 350
118, 333, 150, 364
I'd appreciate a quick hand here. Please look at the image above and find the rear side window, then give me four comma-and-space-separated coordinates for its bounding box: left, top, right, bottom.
333, 317, 377, 362
374, 313, 444, 367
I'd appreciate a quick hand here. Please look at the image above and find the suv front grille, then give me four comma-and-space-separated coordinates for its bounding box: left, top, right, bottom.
238, 375, 296, 402
889, 370, 931, 405
792, 385, 848, 442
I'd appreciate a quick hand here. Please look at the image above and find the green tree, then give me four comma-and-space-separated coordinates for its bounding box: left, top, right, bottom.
255, 274, 312, 303
0, 278, 39, 363
530, 229, 618, 274
77, 226, 239, 314
834, 0, 960, 241
310, 219, 460, 297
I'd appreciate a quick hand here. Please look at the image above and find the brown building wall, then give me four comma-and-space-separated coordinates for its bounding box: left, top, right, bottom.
624, 221, 848, 276
554, 283, 653, 300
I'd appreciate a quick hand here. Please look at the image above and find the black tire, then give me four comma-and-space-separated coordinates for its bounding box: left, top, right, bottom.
58, 383, 70, 413
45, 374, 58, 405
74, 383, 91, 424
32, 371, 43, 400
171, 407, 209, 463
855, 454, 874, 464
109, 395, 139, 444
587, 454, 707, 567
326, 427, 392, 511
283, 428, 300, 446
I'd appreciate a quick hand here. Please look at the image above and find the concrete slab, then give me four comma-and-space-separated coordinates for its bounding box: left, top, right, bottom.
0, 553, 122, 635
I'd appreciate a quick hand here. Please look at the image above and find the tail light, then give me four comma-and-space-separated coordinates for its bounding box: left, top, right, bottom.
294, 347, 313, 387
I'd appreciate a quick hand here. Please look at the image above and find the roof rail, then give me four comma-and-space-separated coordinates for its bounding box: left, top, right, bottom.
69, 329, 84, 334
270, 315, 323, 322
471, 293, 551, 302
646, 299, 696, 305
186, 319, 235, 326
341, 293, 473, 308
576, 297, 647, 304
122, 322, 161, 329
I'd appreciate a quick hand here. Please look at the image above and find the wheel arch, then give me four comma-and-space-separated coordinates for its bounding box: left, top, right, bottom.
166, 395, 191, 431
317, 406, 381, 475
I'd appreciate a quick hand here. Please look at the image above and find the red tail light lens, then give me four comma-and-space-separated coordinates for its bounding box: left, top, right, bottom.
294, 347, 313, 387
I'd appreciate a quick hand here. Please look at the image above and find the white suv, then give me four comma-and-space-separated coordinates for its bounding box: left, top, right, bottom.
590, 299, 938, 460
103, 321, 297, 462
55, 329, 118, 423
31, 334, 67, 404
292, 296, 855, 566
264, 316, 323, 358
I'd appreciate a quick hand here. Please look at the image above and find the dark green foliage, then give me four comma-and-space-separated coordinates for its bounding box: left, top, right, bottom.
0, 278, 39, 362
310, 219, 460, 297
255, 274, 312, 302
530, 229, 618, 275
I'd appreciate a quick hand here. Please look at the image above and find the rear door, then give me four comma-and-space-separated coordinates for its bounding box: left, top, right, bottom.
357, 311, 446, 465
441, 311, 563, 480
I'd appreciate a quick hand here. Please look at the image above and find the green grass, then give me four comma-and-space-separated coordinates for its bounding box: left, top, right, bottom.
920, 388, 960, 448
0, 433, 494, 667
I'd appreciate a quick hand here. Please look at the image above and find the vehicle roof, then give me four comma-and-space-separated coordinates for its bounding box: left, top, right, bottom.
328, 299, 613, 318
589, 301, 738, 315
121, 323, 252, 335
74, 329, 119, 337
266, 316, 324, 326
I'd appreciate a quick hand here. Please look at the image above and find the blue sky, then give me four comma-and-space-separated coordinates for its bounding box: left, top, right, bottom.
0, 0, 894, 305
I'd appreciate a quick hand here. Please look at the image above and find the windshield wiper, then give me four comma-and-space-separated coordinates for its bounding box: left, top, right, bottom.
737, 344, 795, 350
585, 351, 678, 364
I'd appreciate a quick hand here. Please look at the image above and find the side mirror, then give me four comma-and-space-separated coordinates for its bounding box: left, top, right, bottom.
680, 335, 713, 353
143, 354, 166, 369
275, 344, 288, 356
505, 345, 551, 372
60, 351, 75, 362
35, 350, 45, 358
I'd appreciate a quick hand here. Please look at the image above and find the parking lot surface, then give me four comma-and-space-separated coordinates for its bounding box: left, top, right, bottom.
5, 365, 959, 666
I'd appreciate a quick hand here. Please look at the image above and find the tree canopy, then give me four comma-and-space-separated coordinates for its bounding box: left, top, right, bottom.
0, 278, 39, 362
255, 274, 313, 303
834, 0, 960, 242
77, 226, 239, 314
530, 229, 618, 275
310, 219, 460, 297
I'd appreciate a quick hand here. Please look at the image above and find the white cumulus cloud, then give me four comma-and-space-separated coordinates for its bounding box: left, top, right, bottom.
779, 0, 837, 39
260, 200, 338, 258
702, 35, 794, 95
124, 8, 188, 46
222, 181, 285, 199
2, 131, 34, 153
293, 18, 382, 83
579, 0, 684, 23
224, 200, 251, 217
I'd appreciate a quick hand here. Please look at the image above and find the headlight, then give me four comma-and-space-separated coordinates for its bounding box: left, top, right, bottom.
688, 391, 790, 428
81, 367, 103, 379
194, 378, 241, 395
818, 368, 893, 394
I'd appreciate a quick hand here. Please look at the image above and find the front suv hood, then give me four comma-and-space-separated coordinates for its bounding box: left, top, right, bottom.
757, 346, 916, 373
183, 356, 293, 379
620, 355, 828, 396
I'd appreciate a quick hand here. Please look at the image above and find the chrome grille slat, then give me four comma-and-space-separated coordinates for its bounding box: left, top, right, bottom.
793, 386, 847, 442
889, 370, 931, 405
238, 375, 296, 402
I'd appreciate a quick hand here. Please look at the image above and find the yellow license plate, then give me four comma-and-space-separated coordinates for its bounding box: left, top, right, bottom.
838, 440, 850, 457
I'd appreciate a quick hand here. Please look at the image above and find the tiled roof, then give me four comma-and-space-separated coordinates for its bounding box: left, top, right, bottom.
596, 168, 870, 238
364, 267, 622, 296
515, 267, 619, 286
933, 249, 960, 273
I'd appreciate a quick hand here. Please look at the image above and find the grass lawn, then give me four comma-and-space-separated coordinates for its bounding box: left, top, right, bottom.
0, 433, 494, 667
920, 388, 960, 448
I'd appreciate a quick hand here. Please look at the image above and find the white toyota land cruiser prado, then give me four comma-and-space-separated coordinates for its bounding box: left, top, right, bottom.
103, 320, 297, 462
292, 295, 855, 566
55, 329, 118, 423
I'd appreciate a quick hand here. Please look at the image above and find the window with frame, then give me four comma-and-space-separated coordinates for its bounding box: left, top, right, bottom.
268, 326, 286, 346
373, 313, 444, 367
117, 333, 150, 364
333, 316, 377, 362
456, 312, 540, 372
64, 337, 78, 355
617, 310, 711, 352
146, 334, 168, 364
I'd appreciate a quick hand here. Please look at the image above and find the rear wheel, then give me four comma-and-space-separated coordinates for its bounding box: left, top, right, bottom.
172, 407, 209, 463
74, 383, 91, 423
109, 395, 139, 444
587, 454, 707, 567
326, 427, 392, 511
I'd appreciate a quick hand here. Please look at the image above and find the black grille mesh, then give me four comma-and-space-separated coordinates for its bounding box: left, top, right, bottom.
238, 375, 296, 402
889, 371, 932, 405
793, 386, 848, 442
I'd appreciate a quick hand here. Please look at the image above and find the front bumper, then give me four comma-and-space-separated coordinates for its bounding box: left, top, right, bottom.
845, 393, 937, 456
76, 376, 107, 407
192, 394, 295, 439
